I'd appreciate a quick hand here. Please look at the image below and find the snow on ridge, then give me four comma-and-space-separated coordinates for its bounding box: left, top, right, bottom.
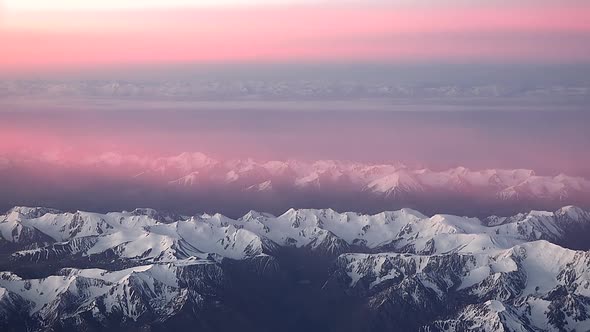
1, 204, 590, 330
1, 205, 589, 264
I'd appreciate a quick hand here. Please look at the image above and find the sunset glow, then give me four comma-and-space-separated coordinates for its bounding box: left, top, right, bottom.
2, 2, 590, 74
1, 0, 589, 217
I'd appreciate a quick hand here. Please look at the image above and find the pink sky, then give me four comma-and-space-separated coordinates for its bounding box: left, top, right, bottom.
2, 3, 590, 73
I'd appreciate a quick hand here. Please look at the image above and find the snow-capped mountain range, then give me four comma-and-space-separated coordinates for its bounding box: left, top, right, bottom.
160, 155, 590, 202
3, 152, 589, 208
1, 205, 590, 331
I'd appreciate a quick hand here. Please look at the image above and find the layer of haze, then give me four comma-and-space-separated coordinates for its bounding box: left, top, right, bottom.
2, 109, 589, 176
2, 64, 590, 177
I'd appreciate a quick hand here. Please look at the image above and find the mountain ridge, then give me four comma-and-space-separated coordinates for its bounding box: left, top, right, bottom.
1, 205, 590, 331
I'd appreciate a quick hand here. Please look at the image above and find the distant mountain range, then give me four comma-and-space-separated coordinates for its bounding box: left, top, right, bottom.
1, 205, 590, 331
1, 152, 589, 217
4, 151, 590, 202
2, 80, 589, 101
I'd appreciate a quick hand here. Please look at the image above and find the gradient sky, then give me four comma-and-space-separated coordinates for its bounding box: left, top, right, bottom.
1, 1, 589, 173
1, 0, 590, 215
2, 0, 590, 74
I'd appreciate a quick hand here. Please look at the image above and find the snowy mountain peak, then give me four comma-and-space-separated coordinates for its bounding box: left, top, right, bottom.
555, 205, 590, 221
366, 171, 423, 197
5, 207, 62, 219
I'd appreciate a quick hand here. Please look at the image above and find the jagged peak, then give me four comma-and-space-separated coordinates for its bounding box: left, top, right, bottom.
5, 206, 62, 218
130, 207, 159, 216
279, 208, 299, 218
555, 205, 589, 221
239, 210, 275, 221
397, 207, 428, 219
524, 209, 555, 218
